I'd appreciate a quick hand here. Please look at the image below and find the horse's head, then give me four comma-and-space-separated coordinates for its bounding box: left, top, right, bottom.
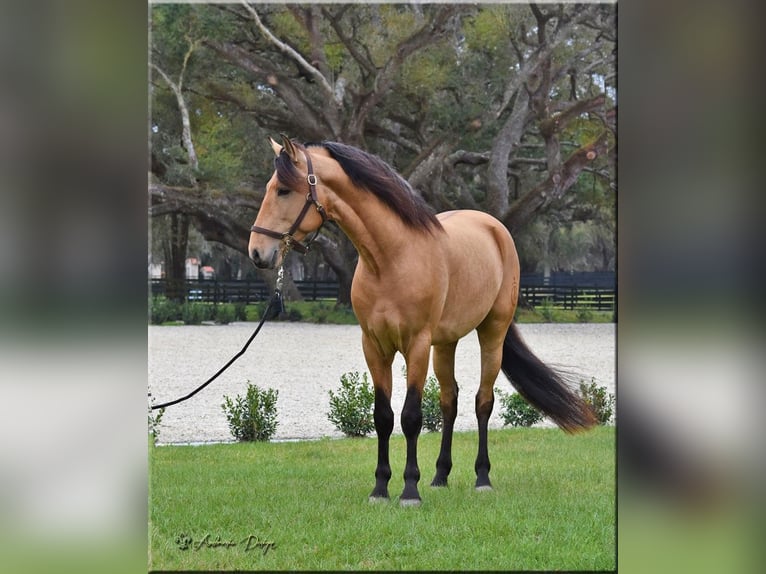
249, 135, 327, 269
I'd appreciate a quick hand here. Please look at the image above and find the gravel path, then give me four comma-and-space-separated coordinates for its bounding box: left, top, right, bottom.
149, 322, 614, 445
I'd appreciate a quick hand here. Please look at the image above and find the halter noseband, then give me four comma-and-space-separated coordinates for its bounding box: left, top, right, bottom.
250, 151, 327, 255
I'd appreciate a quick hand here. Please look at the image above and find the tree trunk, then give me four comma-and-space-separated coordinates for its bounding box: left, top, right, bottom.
314, 233, 356, 306
163, 212, 190, 302
486, 89, 531, 216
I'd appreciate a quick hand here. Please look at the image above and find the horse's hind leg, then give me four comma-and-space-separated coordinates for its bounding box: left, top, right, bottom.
474, 318, 508, 490
431, 342, 459, 487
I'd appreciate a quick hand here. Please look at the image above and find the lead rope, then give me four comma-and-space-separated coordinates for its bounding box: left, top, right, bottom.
150, 266, 285, 410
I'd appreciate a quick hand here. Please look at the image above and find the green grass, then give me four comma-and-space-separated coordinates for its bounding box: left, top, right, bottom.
245, 299, 358, 324
513, 306, 615, 323
149, 426, 614, 571
240, 300, 613, 325
150, 299, 613, 326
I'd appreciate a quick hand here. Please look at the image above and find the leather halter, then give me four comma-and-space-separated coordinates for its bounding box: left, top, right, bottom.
250, 151, 327, 255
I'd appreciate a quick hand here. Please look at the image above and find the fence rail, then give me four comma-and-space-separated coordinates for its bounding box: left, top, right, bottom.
518, 285, 615, 311
151, 277, 615, 311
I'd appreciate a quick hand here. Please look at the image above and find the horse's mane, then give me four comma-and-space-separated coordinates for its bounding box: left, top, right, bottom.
275, 140, 442, 232
317, 141, 442, 232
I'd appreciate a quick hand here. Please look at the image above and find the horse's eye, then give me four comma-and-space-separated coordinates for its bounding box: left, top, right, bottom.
276, 188, 291, 197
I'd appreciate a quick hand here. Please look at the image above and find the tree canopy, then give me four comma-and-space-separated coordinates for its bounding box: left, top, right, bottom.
149, 2, 616, 302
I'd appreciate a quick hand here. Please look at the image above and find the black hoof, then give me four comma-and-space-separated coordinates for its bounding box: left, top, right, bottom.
369, 486, 389, 499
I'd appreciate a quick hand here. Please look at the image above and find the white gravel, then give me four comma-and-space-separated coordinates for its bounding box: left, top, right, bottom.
149, 322, 615, 445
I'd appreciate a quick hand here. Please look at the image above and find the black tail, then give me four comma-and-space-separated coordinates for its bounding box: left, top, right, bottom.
500, 323, 596, 433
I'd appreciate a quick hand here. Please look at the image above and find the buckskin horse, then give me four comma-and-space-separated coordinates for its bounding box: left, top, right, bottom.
249, 135, 595, 506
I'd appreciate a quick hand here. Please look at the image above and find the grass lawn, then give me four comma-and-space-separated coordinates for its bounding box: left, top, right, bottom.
149, 426, 614, 571
241, 299, 614, 325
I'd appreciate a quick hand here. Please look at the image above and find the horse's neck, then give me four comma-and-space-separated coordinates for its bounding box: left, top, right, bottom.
328, 189, 427, 277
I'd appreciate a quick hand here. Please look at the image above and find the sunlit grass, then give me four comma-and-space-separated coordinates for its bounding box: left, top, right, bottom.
149, 426, 614, 571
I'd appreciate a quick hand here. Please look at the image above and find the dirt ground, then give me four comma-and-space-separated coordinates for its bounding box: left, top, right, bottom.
149, 322, 614, 444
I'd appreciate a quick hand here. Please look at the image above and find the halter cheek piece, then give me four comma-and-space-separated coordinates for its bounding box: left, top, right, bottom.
250, 151, 327, 255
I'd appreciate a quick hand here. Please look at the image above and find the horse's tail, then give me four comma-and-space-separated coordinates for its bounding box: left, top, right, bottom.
500, 323, 596, 433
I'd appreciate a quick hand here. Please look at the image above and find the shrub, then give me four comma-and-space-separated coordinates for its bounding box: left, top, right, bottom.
181, 302, 212, 325
421, 375, 443, 432
578, 379, 615, 425
214, 303, 236, 324
150, 296, 181, 324
221, 382, 279, 441
233, 302, 247, 321
148, 392, 165, 445
538, 298, 557, 322
327, 371, 375, 437
496, 388, 543, 427
576, 307, 594, 323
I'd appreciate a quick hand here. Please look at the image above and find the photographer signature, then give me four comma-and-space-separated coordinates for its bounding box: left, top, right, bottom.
175, 533, 277, 556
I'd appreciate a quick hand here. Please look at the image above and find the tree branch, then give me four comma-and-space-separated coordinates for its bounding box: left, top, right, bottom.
240, 1, 338, 104
150, 62, 199, 173
150, 182, 257, 255
347, 5, 457, 140
503, 129, 611, 233
321, 6, 377, 77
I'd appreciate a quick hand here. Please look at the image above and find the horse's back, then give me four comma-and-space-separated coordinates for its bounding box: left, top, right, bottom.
431, 210, 519, 343
437, 210, 518, 270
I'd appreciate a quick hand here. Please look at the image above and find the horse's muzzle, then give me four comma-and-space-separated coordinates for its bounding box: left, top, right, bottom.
249, 247, 277, 269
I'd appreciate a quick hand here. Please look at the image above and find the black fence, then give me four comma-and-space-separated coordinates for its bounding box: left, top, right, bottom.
518, 285, 615, 311
151, 272, 615, 311
150, 278, 341, 305
517, 271, 615, 311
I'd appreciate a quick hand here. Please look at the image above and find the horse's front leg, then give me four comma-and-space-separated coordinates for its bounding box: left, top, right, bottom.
400, 336, 431, 506
362, 335, 394, 502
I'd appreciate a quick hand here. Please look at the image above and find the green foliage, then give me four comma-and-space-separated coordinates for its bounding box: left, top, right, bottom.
181, 302, 213, 325
496, 388, 543, 428
245, 300, 357, 324
578, 379, 615, 425
538, 298, 557, 322
232, 302, 247, 321
464, 5, 511, 53
327, 371, 375, 437
213, 303, 236, 324
514, 307, 613, 323
148, 393, 165, 445
149, 297, 246, 325
192, 100, 249, 186
221, 383, 279, 442
576, 307, 594, 322
150, 295, 181, 324
421, 375, 443, 432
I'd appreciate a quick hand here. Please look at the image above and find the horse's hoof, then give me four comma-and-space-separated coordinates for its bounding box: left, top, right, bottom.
430, 478, 448, 488
368, 495, 389, 504
475, 485, 493, 492
399, 497, 422, 508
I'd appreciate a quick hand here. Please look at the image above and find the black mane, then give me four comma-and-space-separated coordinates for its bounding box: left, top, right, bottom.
312, 141, 443, 232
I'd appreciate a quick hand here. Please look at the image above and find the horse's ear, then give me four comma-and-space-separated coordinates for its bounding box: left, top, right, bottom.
280, 133, 300, 164
268, 136, 282, 157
